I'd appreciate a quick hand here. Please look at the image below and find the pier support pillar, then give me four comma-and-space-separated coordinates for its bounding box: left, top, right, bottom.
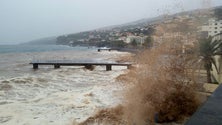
54, 65, 60, 69
85, 65, 94, 71
127, 65, 133, 69
106, 65, 112, 71
33, 64, 38, 69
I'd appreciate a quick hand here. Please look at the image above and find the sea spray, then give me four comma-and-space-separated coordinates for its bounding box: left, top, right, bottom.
123, 42, 203, 124
79, 42, 204, 125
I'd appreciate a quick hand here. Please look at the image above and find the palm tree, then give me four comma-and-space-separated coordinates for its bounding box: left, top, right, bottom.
198, 36, 222, 83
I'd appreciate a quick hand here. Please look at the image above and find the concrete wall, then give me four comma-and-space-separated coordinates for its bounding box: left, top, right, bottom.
211, 33, 222, 83
212, 55, 222, 83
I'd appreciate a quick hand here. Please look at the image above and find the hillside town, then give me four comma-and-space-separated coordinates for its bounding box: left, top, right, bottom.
55, 7, 222, 85
56, 24, 155, 48
56, 7, 221, 53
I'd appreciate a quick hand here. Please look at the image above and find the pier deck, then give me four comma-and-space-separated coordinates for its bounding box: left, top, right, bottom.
97, 48, 116, 52
30, 60, 132, 71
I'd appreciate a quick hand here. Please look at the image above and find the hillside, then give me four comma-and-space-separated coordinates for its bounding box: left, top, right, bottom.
26, 6, 222, 46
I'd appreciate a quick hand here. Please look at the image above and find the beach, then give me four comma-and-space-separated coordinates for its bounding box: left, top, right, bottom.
0, 47, 131, 125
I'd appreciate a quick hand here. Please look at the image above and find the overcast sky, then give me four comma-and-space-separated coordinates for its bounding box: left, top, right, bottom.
0, 0, 222, 44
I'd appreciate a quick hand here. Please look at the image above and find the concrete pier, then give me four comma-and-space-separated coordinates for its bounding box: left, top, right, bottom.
30, 60, 132, 71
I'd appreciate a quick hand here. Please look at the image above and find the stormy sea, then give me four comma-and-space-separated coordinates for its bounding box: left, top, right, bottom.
0, 44, 130, 125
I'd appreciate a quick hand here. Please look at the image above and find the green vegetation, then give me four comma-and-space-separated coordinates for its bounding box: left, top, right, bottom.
130, 39, 138, 47
198, 37, 222, 83
143, 36, 153, 48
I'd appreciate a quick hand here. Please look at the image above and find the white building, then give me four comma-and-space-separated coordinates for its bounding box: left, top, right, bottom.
125, 35, 145, 45
201, 19, 222, 37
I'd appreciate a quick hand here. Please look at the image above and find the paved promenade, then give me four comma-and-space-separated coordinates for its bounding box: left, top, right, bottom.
185, 84, 222, 125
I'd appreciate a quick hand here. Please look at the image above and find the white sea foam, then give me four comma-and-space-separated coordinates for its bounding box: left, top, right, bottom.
0, 50, 131, 125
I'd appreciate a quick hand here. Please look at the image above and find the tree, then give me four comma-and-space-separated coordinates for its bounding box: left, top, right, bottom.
131, 39, 137, 47
198, 37, 222, 83
143, 36, 153, 48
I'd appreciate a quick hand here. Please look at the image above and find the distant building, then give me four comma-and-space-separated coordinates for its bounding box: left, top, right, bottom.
77, 39, 85, 42
125, 35, 145, 45
201, 19, 222, 37
69, 41, 74, 46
